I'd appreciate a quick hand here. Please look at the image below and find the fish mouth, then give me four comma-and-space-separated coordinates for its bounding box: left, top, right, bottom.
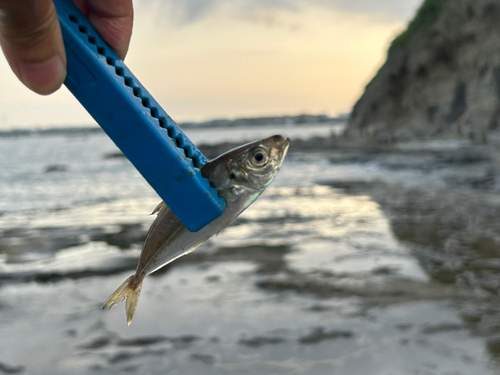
268, 135, 289, 147
280, 137, 290, 156
275, 137, 290, 169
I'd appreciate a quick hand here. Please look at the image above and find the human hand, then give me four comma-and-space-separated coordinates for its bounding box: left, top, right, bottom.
0, 0, 133, 95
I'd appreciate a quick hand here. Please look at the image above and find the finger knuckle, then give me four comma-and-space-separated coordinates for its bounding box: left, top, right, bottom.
1, 9, 58, 48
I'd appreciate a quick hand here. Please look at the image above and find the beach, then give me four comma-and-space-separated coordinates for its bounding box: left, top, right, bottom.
1, 125, 500, 374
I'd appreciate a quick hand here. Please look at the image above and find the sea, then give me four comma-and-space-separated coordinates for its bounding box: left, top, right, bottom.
0, 122, 498, 375
0, 122, 342, 222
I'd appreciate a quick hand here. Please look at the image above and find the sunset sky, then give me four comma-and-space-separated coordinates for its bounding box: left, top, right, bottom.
0, 0, 421, 128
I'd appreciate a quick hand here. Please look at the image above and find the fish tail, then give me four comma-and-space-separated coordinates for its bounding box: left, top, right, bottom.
101, 275, 143, 325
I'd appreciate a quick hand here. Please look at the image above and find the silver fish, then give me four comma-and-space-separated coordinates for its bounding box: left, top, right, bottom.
102, 135, 290, 324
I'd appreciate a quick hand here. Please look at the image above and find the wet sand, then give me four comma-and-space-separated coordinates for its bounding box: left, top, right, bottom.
1, 138, 500, 374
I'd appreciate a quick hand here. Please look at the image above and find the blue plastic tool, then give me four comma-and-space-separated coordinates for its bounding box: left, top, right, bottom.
53, 0, 225, 232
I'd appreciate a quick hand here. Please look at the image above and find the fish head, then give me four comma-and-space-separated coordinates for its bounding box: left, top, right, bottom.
203, 135, 290, 198
229, 134, 290, 189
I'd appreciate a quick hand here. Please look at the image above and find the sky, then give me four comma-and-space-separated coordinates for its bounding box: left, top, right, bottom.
0, 0, 422, 129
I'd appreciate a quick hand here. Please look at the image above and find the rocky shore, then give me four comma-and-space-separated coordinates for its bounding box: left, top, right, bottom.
348, 0, 500, 143
2, 137, 500, 373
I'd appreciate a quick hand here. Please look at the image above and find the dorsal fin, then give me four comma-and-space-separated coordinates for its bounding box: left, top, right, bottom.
150, 201, 166, 215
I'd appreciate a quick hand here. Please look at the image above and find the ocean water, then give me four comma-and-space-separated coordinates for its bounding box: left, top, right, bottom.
0, 122, 343, 218
0, 125, 498, 374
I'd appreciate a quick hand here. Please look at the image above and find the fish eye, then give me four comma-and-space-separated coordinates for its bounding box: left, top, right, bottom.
250, 148, 268, 166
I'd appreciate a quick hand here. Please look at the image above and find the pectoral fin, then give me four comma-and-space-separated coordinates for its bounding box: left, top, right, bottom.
218, 185, 247, 202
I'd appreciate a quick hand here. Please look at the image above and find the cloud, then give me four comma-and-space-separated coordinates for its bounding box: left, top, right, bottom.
143, 0, 218, 24
141, 0, 421, 26
311, 0, 422, 21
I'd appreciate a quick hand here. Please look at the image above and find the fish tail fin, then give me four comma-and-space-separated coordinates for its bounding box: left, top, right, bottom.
101, 275, 143, 326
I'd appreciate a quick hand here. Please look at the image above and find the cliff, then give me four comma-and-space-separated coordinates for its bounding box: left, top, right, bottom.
347, 0, 500, 143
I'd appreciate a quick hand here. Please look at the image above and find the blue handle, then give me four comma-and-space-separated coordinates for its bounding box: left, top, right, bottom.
53, 0, 225, 232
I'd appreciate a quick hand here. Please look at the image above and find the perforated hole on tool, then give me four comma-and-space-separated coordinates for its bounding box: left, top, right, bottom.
184, 147, 194, 158
176, 136, 186, 148
150, 108, 159, 117
169, 126, 180, 139
68, 12, 205, 170
177, 136, 193, 158
158, 118, 167, 128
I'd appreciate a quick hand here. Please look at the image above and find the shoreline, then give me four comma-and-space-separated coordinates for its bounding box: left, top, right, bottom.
2, 136, 500, 373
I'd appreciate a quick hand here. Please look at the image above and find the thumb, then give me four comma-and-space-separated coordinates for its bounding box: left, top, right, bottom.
0, 0, 66, 95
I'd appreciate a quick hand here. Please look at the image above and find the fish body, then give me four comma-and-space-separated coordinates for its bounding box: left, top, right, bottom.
102, 135, 290, 324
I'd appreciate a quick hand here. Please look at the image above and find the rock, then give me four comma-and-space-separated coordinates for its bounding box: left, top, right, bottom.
98, 224, 147, 249
0, 362, 25, 374
420, 323, 464, 334
238, 336, 286, 347
348, 0, 500, 143
44, 164, 69, 173
298, 327, 353, 344
103, 151, 126, 159
486, 336, 500, 359
78, 336, 113, 349
117, 336, 169, 347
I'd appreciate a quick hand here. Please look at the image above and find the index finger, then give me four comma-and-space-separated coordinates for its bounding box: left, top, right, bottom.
71, 0, 133, 60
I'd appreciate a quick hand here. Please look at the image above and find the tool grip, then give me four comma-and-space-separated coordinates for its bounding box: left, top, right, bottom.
53, 0, 225, 231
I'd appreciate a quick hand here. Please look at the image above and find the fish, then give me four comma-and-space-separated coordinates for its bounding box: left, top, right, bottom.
102, 135, 290, 325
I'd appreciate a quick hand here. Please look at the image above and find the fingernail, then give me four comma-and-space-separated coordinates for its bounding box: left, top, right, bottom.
17, 55, 66, 95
